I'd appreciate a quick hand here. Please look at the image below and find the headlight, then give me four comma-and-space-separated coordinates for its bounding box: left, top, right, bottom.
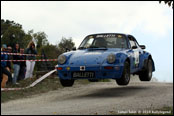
107, 54, 116, 64
58, 55, 66, 64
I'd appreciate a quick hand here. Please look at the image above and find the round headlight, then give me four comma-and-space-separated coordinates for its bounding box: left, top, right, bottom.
58, 55, 66, 64
107, 54, 116, 64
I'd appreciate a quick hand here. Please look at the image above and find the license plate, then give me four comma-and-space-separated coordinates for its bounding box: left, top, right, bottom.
72, 72, 95, 78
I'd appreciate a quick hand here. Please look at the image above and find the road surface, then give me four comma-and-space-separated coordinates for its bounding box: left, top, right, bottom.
1, 80, 173, 115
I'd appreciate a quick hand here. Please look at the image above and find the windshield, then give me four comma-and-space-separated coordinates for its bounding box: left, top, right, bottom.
79, 34, 128, 49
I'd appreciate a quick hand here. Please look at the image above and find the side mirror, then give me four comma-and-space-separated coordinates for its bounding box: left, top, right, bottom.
132, 46, 137, 49
72, 47, 76, 51
139, 45, 146, 49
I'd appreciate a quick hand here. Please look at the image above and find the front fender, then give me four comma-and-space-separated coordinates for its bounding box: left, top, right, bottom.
116, 53, 130, 66
102, 52, 129, 66
58, 51, 75, 65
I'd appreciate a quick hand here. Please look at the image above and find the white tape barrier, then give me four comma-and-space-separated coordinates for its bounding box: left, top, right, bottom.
28, 69, 57, 88
1, 52, 43, 56
1, 59, 58, 62
1, 69, 57, 91
1, 88, 24, 91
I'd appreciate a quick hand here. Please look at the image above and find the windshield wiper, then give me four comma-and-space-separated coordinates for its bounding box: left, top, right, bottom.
78, 47, 86, 50
88, 45, 99, 48
88, 45, 108, 50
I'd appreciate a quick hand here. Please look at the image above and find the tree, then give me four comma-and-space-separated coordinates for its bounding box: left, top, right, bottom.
1, 19, 22, 35
159, 1, 173, 9
35, 44, 60, 71
32, 31, 49, 49
1, 19, 76, 73
1, 19, 32, 48
58, 37, 75, 53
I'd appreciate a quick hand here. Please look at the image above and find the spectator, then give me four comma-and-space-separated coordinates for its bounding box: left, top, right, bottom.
24, 41, 37, 79
6, 45, 12, 83
1, 44, 12, 88
18, 48, 26, 81
7, 45, 13, 60
7, 45, 12, 53
12, 43, 21, 84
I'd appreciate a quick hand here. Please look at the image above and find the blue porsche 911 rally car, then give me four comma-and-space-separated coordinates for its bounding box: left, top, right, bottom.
57, 33, 155, 87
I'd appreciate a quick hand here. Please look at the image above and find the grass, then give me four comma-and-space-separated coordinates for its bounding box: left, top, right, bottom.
1, 73, 90, 103
99, 79, 111, 82
1, 74, 61, 103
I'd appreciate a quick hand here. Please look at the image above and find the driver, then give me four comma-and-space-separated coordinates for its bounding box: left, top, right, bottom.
94, 37, 107, 48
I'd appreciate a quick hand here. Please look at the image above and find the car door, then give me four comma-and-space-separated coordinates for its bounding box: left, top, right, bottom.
133, 38, 145, 71
128, 36, 140, 72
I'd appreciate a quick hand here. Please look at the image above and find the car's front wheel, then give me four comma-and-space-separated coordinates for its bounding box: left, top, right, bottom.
116, 61, 130, 85
60, 79, 74, 87
139, 59, 152, 81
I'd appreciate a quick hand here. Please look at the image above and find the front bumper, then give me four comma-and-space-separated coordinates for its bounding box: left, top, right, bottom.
57, 65, 124, 80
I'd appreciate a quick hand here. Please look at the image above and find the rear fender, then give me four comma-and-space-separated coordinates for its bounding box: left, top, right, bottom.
142, 53, 155, 72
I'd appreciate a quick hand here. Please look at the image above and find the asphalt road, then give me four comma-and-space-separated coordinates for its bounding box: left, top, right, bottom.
1, 80, 173, 115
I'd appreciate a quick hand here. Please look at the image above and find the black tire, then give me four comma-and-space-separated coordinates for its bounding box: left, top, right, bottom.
116, 61, 130, 85
139, 59, 152, 81
60, 79, 74, 87
88, 79, 99, 82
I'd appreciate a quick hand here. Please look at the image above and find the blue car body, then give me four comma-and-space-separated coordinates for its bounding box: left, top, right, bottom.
57, 33, 155, 81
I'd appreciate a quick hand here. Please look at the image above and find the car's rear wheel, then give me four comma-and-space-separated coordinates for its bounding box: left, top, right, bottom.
139, 59, 152, 81
60, 79, 74, 87
116, 61, 130, 85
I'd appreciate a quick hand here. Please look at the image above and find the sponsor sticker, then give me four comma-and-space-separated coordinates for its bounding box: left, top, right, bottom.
118, 35, 122, 38
89, 36, 94, 39
96, 34, 122, 38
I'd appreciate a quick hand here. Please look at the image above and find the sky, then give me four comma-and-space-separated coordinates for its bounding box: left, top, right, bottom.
1, 1, 173, 82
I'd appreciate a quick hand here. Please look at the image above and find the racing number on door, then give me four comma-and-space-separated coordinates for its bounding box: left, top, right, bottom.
129, 36, 140, 67
134, 51, 139, 66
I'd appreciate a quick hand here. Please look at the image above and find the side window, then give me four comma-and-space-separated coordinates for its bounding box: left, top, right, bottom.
128, 36, 139, 49
134, 41, 139, 47
85, 38, 94, 48
132, 36, 140, 47
134, 40, 139, 48
129, 39, 136, 48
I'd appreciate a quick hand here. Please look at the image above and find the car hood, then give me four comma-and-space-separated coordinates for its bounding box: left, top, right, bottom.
66, 48, 124, 66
